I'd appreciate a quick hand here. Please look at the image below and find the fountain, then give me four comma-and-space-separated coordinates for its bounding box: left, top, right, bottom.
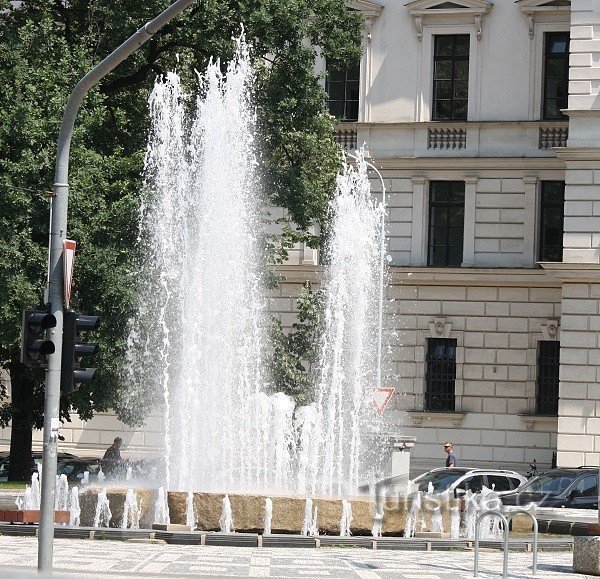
340, 500, 353, 537
124, 34, 386, 499
69, 487, 81, 527
219, 495, 233, 533
122, 489, 140, 529
263, 498, 273, 535
154, 486, 170, 525
31, 472, 41, 509
185, 491, 195, 529
93, 489, 112, 528
55, 474, 69, 512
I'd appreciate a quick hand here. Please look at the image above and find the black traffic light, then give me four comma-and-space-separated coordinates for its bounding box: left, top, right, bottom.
61, 311, 100, 394
21, 310, 57, 367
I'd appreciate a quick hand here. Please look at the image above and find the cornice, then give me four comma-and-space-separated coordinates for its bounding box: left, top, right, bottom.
347, 0, 384, 17
367, 157, 566, 171
555, 147, 600, 162
539, 262, 600, 283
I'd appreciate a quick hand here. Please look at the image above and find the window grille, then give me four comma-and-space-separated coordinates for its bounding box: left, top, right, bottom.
432, 34, 469, 121
539, 181, 564, 263
425, 338, 457, 412
537, 340, 560, 415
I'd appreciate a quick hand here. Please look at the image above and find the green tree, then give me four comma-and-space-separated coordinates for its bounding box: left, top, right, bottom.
0, 0, 361, 479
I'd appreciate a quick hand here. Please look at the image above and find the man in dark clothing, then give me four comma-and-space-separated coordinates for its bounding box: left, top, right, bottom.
444, 442, 457, 468
102, 437, 123, 476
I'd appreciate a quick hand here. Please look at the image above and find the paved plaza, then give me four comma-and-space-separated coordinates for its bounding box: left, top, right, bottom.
0, 535, 589, 578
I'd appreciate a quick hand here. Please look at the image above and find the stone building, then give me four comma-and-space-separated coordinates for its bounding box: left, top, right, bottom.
274, 0, 600, 474
3, 0, 600, 478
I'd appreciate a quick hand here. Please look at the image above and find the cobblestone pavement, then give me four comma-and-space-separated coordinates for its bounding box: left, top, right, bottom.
0, 536, 588, 578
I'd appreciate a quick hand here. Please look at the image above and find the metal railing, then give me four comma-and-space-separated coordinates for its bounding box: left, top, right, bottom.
474, 509, 538, 578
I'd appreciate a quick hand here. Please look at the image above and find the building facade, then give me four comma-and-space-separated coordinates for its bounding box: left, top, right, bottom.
284, 0, 600, 474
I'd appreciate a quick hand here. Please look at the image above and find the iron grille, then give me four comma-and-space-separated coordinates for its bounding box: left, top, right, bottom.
425, 338, 457, 411
537, 340, 560, 415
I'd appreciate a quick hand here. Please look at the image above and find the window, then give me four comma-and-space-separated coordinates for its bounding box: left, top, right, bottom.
432, 34, 469, 121
428, 181, 465, 267
573, 475, 598, 497
456, 475, 485, 493
425, 338, 457, 411
487, 475, 512, 493
537, 340, 560, 415
326, 61, 360, 121
543, 32, 570, 120
539, 181, 564, 262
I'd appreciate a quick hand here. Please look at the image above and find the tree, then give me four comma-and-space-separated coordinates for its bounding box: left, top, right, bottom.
0, 0, 362, 479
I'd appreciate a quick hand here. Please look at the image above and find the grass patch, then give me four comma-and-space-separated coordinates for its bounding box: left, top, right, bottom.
0, 481, 27, 490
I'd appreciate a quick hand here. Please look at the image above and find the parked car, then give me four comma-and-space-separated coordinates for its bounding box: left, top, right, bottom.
0, 451, 80, 481
57, 458, 101, 482
501, 467, 599, 509
411, 467, 526, 497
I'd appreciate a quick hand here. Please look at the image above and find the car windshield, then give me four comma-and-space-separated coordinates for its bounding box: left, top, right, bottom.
519, 472, 578, 495
413, 470, 464, 492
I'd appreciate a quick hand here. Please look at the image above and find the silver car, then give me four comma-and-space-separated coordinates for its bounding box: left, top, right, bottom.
411, 467, 526, 497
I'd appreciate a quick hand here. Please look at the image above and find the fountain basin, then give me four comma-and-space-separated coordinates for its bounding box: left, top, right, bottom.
0, 509, 69, 524
78, 487, 461, 535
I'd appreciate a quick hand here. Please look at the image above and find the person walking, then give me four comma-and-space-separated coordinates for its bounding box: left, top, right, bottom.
102, 436, 123, 476
444, 442, 457, 468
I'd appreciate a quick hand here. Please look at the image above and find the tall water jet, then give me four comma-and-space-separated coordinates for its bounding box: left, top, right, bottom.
69, 487, 81, 527
94, 489, 112, 528
55, 474, 69, 511
219, 495, 233, 533
298, 150, 385, 497
31, 473, 41, 509
154, 486, 170, 525
404, 492, 421, 538
125, 34, 299, 494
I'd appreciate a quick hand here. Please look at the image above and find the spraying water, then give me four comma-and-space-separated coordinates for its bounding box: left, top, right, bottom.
125, 36, 387, 497
55, 474, 69, 511
31, 473, 41, 509
219, 494, 233, 533
69, 487, 81, 527
263, 497, 273, 535
94, 489, 112, 528
154, 486, 170, 525
339, 499, 353, 537
122, 489, 140, 529
185, 491, 195, 528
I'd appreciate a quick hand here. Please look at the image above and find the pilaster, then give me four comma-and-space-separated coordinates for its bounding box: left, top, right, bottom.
462, 177, 477, 268
410, 177, 427, 266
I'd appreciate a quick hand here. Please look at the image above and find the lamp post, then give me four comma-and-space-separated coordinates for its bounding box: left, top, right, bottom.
347, 152, 387, 391
38, 0, 197, 571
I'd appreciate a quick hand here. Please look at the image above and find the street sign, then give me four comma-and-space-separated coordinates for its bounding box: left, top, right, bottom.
370, 387, 395, 416
63, 239, 76, 308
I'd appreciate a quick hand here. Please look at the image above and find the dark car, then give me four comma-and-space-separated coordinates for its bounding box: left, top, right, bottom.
501, 467, 599, 509
57, 458, 101, 482
0, 451, 80, 481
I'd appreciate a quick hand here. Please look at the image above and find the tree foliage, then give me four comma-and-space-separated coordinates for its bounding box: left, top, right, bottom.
0, 0, 361, 444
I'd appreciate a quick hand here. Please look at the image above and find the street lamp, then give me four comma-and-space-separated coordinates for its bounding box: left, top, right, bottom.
346, 152, 387, 392
38, 0, 197, 571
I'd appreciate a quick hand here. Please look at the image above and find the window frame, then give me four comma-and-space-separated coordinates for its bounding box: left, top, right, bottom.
538, 180, 565, 263
542, 30, 570, 121
427, 181, 466, 267
432, 34, 470, 121
325, 61, 361, 122
425, 337, 457, 412
536, 340, 560, 416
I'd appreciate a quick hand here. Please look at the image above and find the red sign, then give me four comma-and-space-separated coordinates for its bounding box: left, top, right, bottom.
370, 387, 395, 416
63, 239, 76, 308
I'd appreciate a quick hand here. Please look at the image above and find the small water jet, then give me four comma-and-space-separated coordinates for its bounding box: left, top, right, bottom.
219, 494, 233, 533
339, 500, 353, 537
450, 505, 460, 539
31, 473, 41, 510
93, 489, 112, 528
185, 491, 195, 529
122, 489, 140, 529
69, 487, 81, 527
404, 492, 421, 538
126, 466, 133, 482
97, 469, 105, 484
430, 506, 443, 534
55, 474, 69, 512
154, 486, 170, 525
82, 471, 90, 485
263, 497, 273, 535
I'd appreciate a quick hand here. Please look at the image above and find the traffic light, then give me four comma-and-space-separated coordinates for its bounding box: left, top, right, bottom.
61, 311, 100, 395
21, 310, 57, 367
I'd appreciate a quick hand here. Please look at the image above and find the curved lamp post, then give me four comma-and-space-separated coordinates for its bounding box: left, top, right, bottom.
346, 152, 387, 391
38, 0, 198, 571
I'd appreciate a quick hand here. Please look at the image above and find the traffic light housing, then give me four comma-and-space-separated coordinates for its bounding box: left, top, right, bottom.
21, 310, 57, 367
61, 311, 100, 394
